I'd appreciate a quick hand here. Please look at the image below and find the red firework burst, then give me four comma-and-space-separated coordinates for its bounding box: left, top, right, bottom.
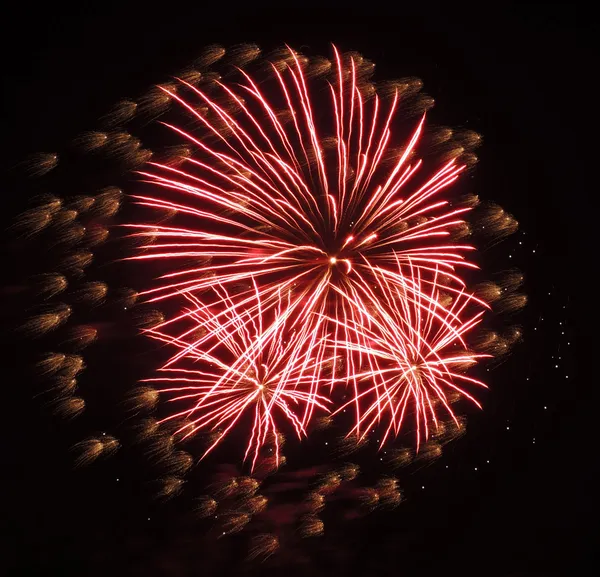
142, 282, 333, 470
126, 45, 490, 462
327, 262, 490, 449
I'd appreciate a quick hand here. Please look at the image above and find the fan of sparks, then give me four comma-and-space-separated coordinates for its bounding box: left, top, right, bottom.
127, 45, 491, 468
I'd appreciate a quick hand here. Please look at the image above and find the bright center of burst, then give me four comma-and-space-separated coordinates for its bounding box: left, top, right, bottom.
328, 255, 352, 274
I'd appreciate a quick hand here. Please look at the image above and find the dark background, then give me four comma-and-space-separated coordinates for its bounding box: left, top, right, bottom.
1, 3, 590, 576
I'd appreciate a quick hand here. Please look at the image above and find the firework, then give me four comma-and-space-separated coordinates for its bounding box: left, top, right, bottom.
194, 495, 218, 518
61, 325, 98, 351
72, 435, 119, 468
247, 533, 279, 561
299, 514, 324, 537
142, 284, 333, 470
6, 43, 525, 562
328, 263, 489, 448
126, 45, 499, 460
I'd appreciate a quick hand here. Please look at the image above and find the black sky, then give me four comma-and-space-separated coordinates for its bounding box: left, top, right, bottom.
1, 3, 590, 577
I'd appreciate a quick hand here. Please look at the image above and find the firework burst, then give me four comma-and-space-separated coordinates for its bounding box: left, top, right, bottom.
142, 283, 333, 470
126, 45, 493, 456
328, 262, 489, 448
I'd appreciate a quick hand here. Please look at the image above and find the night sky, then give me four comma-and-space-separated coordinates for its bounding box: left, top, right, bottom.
1, 4, 589, 577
